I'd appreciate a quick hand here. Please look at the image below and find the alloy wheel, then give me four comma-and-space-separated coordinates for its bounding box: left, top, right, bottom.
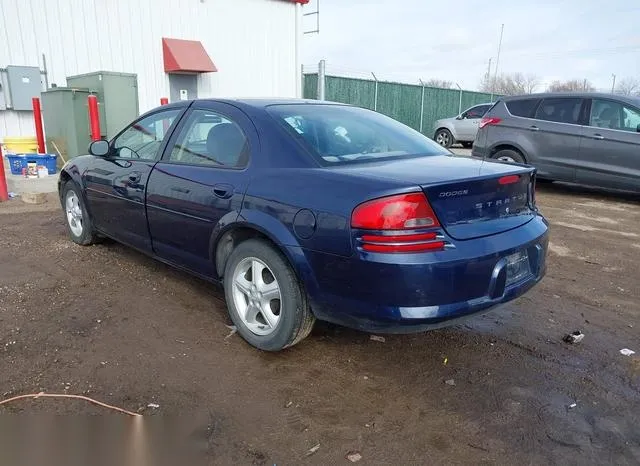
232, 257, 282, 336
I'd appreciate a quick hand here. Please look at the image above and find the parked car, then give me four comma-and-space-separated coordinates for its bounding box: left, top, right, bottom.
473, 92, 640, 192
59, 99, 548, 351
433, 103, 493, 148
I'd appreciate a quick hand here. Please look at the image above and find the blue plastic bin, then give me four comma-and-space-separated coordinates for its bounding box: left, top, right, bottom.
6, 154, 57, 175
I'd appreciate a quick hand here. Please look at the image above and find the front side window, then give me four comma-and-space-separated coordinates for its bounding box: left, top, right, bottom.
268, 104, 448, 166
534, 98, 583, 125
113, 110, 181, 160
168, 109, 249, 168
590, 99, 640, 132
465, 105, 490, 119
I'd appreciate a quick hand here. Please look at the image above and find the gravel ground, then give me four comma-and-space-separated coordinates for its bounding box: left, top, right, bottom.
0, 183, 639, 465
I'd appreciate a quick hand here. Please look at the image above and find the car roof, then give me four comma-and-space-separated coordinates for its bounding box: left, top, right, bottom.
500, 92, 640, 107
170, 98, 348, 108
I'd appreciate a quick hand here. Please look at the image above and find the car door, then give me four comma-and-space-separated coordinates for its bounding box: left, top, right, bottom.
455, 105, 489, 141
146, 102, 257, 277
577, 98, 640, 191
526, 97, 586, 182
83, 108, 184, 251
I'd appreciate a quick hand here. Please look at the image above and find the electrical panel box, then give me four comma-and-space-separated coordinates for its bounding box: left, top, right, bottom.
66, 71, 139, 139
41, 88, 93, 161
6, 65, 42, 110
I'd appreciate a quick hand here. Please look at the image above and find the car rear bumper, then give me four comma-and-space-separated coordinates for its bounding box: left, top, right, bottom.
298, 214, 548, 333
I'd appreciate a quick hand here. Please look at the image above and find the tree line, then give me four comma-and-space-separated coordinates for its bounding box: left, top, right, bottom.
423, 75, 640, 96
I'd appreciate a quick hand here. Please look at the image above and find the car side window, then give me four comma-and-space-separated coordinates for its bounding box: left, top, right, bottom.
113, 110, 181, 160
168, 109, 249, 168
506, 99, 541, 118
590, 99, 640, 132
464, 105, 488, 119
535, 98, 583, 125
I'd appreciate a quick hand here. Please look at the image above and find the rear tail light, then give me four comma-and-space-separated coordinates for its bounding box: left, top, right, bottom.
498, 174, 520, 185
352, 193, 445, 253
351, 193, 440, 230
479, 117, 502, 129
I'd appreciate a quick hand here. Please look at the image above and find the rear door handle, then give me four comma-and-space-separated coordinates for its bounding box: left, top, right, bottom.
213, 184, 234, 199
529, 126, 540, 131
592, 134, 605, 140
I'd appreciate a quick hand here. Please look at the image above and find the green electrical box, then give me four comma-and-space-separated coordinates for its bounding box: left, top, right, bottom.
41, 87, 93, 162
66, 71, 139, 139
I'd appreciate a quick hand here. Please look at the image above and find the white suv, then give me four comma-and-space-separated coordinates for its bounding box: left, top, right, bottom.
433, 103, 492, 148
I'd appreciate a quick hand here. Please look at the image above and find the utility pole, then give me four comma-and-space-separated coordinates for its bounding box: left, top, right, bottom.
492, 24, 504, 89
611, 74, 616, 93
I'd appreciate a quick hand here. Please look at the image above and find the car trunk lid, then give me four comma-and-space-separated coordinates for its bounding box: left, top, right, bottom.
331, 154, 536, 241
423, 170, 535, 240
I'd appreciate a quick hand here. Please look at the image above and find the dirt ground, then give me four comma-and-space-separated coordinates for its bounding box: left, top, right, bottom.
1, 183, 639, 465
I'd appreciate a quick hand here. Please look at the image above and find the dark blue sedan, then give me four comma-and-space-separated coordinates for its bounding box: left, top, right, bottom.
58, 99, 548, 351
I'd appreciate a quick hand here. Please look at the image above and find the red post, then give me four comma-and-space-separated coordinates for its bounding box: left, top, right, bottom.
160, 97, 169, 105
32, 97, 46, 154
0, 145, 9, 202
87, 95, 101, 141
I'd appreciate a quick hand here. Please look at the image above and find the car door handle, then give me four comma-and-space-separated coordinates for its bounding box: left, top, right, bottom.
592, 134, 605, 140
213, 184, 234, 199
529, 125, 540, 131
170, 186, 190, 194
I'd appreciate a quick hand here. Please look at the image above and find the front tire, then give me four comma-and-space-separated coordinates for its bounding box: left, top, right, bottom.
434, 129, 454, 148
62, 181, 97, 246
224, 239, 315, 351
461, 141, 473, 149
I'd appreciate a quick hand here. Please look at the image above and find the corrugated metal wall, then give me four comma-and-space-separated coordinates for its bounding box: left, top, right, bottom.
303, 74, 497, 137
0, 0, 298, 139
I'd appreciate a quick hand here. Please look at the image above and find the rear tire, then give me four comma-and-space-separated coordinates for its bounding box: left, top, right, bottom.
223, 239, 315, 351
62, 181, 97, 246
434, 129, 454, 148
492, 149, 525, 164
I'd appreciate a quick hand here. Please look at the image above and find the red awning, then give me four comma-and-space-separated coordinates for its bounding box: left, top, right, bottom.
162, 38, 218, 74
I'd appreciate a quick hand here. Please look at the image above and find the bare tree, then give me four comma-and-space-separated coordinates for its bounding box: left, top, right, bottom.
547, 79, 595, 92
479, 72, 540, 96
615, 77, 640, 96
423, 79, 454, 89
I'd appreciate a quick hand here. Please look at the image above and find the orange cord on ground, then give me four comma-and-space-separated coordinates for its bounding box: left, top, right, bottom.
0, 392, 142, 417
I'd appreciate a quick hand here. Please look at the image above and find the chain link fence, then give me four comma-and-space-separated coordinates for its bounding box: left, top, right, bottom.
303, 70, 498, 138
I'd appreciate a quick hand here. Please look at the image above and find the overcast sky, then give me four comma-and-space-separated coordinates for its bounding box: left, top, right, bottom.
301, 0, 640, 92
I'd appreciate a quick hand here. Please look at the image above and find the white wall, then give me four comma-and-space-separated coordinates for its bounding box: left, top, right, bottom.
0, 0, 298, 139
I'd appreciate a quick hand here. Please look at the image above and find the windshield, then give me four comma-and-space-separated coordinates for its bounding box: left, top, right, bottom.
267, 104, 449, 166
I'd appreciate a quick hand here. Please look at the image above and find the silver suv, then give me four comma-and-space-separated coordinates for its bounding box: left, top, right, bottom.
473, 93, 640, 192
433, 103, 492, 148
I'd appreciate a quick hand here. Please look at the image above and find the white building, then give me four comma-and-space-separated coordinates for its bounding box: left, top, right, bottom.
0, 0, 307, 138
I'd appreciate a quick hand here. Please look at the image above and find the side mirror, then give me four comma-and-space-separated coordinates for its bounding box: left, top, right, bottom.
89, 140, 110, 157
456, 114, 464, 120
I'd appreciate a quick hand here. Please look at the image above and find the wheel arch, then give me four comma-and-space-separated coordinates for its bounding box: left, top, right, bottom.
210, 210, 315, 291
489, 143, 528, 163
58, 166, 94, 218
434, 125, 456, 140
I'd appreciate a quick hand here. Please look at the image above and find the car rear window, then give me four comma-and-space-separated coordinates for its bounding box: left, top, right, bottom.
506, 99, 541, 117
267, 104, 448, 166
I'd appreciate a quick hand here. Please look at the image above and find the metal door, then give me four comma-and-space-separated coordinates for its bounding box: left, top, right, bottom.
169, 74, 198, 102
